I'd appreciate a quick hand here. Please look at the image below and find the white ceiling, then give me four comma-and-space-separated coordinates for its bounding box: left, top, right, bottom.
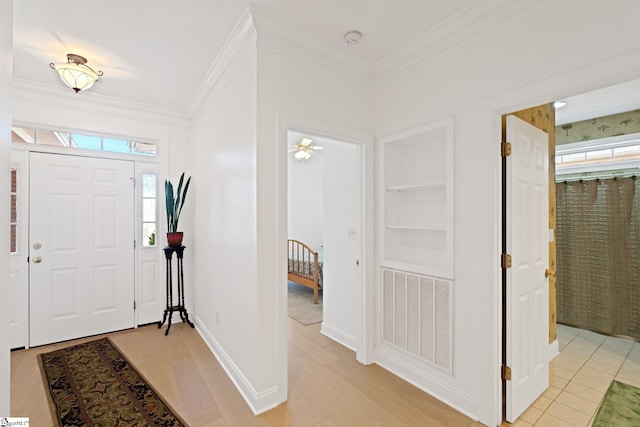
555, 79, 640, 125
12, 0, 478, 111
13, 1, 639, 119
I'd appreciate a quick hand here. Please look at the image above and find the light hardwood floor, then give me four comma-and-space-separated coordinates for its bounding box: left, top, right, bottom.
11, 319, 480, 426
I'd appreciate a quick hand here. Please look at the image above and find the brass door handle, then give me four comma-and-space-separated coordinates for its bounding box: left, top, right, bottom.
545, 268, 556, 278
32, 256, 42, 263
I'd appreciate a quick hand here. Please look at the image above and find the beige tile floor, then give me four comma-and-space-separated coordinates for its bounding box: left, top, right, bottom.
511, 324, 640, 427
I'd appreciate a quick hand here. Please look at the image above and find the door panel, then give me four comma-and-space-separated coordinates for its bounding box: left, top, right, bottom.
506, 115, 549, 422
29, 153, 135, 347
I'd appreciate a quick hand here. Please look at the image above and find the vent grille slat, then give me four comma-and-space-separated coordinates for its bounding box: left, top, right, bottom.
407, 275, 420, 356
420, 277, 435, 363
383, 269, 395, 343
382, 268, 453, 374
394, 272, 407, 349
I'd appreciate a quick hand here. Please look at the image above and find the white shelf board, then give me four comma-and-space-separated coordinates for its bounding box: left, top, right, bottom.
386, 183, 445, 192
386, 225, 446, 231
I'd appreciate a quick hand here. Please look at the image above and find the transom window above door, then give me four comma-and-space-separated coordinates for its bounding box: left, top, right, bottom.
556, 132, 640, 176
11, 126, 157, 157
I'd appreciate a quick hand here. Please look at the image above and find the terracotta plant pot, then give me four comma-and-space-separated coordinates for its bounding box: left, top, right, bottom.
166, 232, 184, 247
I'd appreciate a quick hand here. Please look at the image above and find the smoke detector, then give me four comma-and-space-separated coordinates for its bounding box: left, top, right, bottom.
344, 31, 363, 45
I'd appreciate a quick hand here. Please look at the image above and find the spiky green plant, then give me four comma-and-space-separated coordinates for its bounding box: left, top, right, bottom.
165, 172, 191, 233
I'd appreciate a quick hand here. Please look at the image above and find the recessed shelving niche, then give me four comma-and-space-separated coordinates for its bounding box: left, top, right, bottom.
381, 117, 454, 279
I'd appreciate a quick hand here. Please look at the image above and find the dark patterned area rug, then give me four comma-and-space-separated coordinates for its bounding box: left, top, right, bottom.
592, 380, 640, 427
39, 337, 187, 426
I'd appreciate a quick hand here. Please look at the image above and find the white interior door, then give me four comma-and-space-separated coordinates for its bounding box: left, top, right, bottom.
506, 115, 549, 422
29, 152, 135, 347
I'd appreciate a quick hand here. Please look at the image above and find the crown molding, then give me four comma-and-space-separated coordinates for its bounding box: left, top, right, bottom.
250, 6, 374, 88
374, 0, 555, 84
185, 7, 258, 120
12, 78, 190, 127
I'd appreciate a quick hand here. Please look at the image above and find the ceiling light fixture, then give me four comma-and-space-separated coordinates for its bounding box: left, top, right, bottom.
344, 30, 362, 45
50, 53, 103, 93
289, 137, 323, 161
294, 150, 312, 161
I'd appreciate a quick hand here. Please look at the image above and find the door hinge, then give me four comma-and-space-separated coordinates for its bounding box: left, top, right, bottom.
134, 301, 136, 310
501, 253, 512, 268
134, 239, 136, 249
501, 142, 512, 157
501, 365, 512, 381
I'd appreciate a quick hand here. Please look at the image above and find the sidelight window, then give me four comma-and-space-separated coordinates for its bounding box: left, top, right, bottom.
10, 166, 17, 253
142, 173, 157, 247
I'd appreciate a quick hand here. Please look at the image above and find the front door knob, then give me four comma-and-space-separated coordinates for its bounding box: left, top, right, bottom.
32, 256, 42, 263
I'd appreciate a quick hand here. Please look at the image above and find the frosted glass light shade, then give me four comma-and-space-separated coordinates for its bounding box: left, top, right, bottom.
50, 54, 103, 93
294, 150, 311, 160
56, 64, 99, 92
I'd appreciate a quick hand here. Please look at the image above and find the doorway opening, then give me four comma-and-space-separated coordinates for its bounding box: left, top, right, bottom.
554, 80, 640, 342
286, 129, 362, 349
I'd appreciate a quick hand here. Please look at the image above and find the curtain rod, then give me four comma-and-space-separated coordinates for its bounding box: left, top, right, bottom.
556, 172, 638, 183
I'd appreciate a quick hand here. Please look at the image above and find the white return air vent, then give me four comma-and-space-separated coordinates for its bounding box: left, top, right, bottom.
382, 268, 453, 374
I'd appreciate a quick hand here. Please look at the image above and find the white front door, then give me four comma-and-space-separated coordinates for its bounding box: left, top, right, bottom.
29, 153, 135, 347
505, 115, 549, 422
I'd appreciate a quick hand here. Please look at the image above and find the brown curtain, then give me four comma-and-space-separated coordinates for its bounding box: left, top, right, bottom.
556, 177, 640, 341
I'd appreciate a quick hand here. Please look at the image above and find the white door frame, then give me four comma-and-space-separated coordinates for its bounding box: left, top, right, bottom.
276, 114, 375, 403
482, 58, 640, 426
9, 144, 165, 348
9, 150, 29, 349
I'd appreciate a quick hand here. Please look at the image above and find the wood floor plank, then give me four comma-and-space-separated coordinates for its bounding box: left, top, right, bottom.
11, 319, 475, 426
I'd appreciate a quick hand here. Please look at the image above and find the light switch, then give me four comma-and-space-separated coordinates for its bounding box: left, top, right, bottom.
347, 226, 358, 240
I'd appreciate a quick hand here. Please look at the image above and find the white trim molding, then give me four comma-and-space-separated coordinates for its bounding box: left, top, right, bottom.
185, 7, 257, 120
321, 323, 358, 352
548, 340, 560, 362
194, 314, 280, 415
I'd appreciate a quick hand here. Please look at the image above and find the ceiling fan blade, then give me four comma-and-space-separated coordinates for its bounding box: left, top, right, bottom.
311, 146, 324, 150
288, 148, 297, 152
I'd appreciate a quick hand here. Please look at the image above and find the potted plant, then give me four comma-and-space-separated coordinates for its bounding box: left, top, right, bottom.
165, 172, 191, 247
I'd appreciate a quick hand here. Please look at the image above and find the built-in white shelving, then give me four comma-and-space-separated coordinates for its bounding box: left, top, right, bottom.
380, 117, 454, 279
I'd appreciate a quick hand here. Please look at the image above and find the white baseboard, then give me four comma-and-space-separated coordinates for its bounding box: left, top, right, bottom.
320, 322, 357, 351
548, 339, 560, 362
192, 314, 280, 415
374, 347, 480, 422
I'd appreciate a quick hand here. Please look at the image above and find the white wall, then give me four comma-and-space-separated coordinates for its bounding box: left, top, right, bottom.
373, 1, 640, 425
248, 7, 374, 411
189, 12, 263, 410
0, 0, 12, 415
287, 131, 323, 250
320, 137, 360, 350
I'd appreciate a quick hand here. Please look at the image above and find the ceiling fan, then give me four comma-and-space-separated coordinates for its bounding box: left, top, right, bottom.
288, 137, 323, 160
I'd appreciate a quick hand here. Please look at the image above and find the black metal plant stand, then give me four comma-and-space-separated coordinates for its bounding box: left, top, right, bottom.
158, 245, 195, 335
